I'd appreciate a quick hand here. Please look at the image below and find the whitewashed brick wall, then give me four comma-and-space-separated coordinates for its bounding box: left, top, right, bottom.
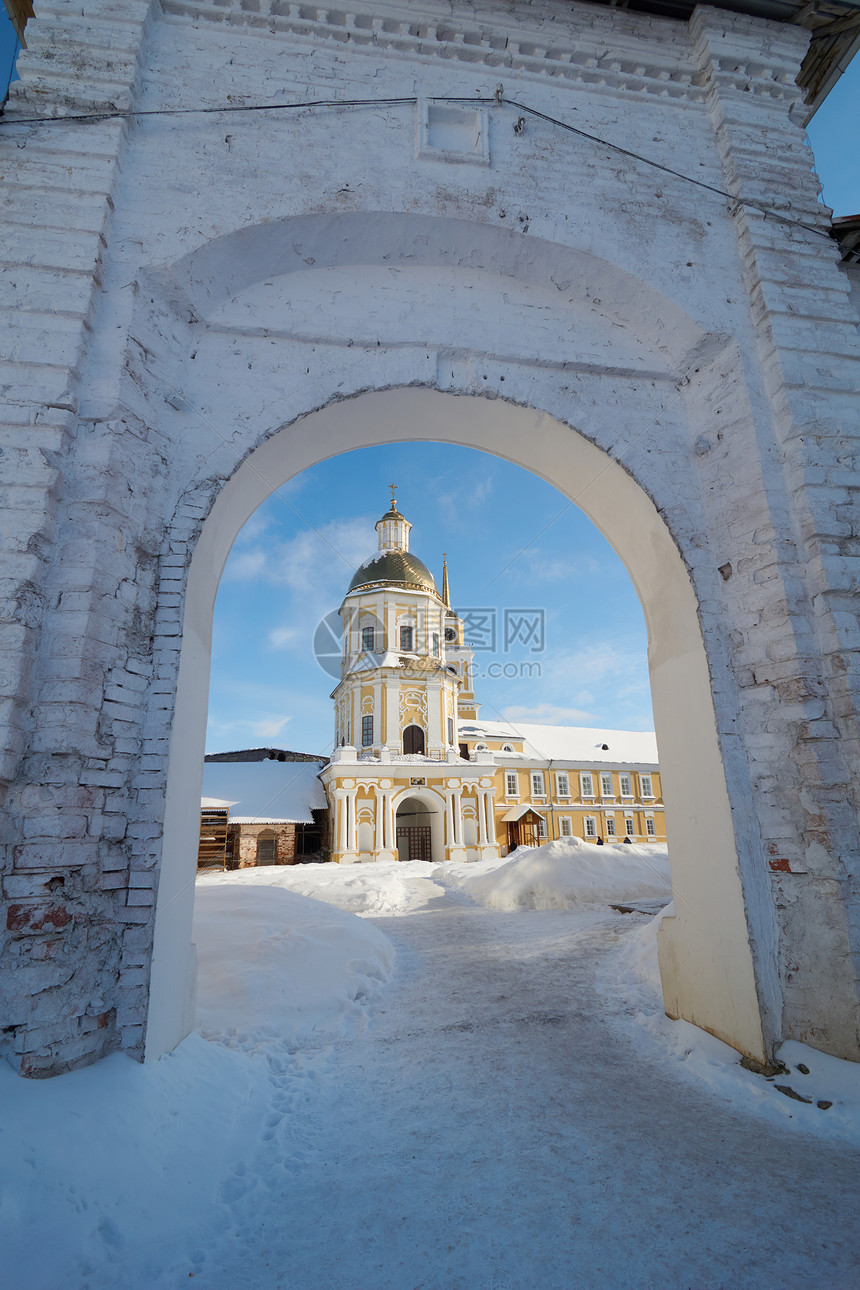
1, 0, 858, 1074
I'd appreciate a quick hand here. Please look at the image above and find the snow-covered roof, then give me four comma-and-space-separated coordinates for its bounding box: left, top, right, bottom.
459, 720, 659, 767
201, 759, 327, 824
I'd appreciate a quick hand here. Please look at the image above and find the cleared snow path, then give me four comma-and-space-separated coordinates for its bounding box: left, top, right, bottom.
3, 849, 860, 1290
192, 900, 857, 1290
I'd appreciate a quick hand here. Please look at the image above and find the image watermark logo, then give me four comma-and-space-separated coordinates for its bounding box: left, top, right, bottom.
312, 609, 344, 679
458, 607, 546, 654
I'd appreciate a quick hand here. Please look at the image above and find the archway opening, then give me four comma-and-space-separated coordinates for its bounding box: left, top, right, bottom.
396, 798, 434, 863
148, 386, 770, 1067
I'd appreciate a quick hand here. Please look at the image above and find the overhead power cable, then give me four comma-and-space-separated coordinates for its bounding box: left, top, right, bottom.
0, 90, 836, 243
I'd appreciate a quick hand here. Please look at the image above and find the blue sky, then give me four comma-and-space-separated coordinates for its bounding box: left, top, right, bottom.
207, 57, 859, 755
207, 445, 654, 754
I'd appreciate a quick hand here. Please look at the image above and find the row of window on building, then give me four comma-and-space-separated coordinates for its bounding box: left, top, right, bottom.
504, 769, 654, 801
360, 625, 438, 655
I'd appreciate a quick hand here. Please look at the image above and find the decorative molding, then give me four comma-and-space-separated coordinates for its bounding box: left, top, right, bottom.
161, 0, 708, 106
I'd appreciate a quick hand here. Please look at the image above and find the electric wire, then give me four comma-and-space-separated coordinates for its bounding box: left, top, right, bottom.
0, 90, 838, 244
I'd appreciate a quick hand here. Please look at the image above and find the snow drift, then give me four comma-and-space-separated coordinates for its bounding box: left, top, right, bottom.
194, 884, 395, 1045
437, 837, 672, 911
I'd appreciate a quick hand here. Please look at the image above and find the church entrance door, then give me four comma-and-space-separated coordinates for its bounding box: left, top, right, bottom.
395, 797, 434, 862
402, 724, 425, 755
396, 824, 431, 863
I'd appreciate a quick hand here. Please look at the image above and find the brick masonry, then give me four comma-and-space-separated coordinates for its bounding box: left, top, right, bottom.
0, 0, 858, 1073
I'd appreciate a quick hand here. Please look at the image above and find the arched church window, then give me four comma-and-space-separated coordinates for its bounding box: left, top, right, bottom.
403, 724, 425, 755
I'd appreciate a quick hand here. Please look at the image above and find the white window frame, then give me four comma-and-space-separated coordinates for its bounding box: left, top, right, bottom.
580, 772, 594, 798
640, 773, 653, 799
399, 624, 414, 652
447, 716, 454, 745
600, 772, 613, 797
606, 816, 616, 838
537, 815, 547, 839
531, 771, 546, 798
555, 771, 570, 799
432, 632, 440, 657
646, 817, 656, 837
505, 771, 518, 798
625, 816, 635, 837
361, 625, 375, 652
584, 815, 597, 838
361, 715, 373, 747
559, 816, 573, 837
619, 773, 632, 797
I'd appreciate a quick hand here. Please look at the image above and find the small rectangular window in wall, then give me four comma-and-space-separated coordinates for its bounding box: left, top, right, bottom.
600, 773, 613, 796
580, 772, 594, 798
620, 774, 632, 796
606, 817, 616, 837
537, 815, 547, 839
362, 626, 375, 652
640, 774, 653, 798
531, 772, 545, 798
447, 716, 454, 745
625, 817, 635, 837
506, 771, 518, 797
555, 772, 569, 798
559, 816, 572, 837
585, 816, 597, 837
646, 818, 656, 837
433, 632, 440, 656
361, 715, 373, 747
400, 625, 413, 651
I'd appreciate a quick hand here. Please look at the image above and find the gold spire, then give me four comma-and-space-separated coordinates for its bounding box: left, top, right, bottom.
389, 482, 398, 511
441, 553, 450, 608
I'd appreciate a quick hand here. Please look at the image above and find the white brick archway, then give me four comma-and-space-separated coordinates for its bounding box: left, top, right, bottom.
146, 385, 769, 1065
3, 0, 859, 1076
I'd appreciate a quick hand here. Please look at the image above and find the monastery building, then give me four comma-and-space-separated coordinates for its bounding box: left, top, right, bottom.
320, 494, 665, 863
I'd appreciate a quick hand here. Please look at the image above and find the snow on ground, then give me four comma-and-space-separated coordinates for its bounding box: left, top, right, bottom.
437, 837, 671, 910
194, 885, 394, 1046
199, 858, 448, 917
598, 902, 860, 1145
3, 848, 860, 1289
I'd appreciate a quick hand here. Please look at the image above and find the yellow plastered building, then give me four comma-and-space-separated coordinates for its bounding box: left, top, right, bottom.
320, 495, 665, 862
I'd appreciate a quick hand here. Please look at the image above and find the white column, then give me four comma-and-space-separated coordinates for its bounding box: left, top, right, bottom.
453, 789, 463, 847
336, 792, 347, 852
346, 791, 357, 852
427, 679, 443, 747
385, 680, 399, 746
446, 791, 455, 848
373, 679, 382, 747
478, 790, 490, 846
386, 792, 395, 850
375, 788, 384, 851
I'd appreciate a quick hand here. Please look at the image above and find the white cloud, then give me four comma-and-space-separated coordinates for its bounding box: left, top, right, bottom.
223, 515, 376, 602
501, 703, 595, 725
267, 624, 303, 651
505, 548, 603, 584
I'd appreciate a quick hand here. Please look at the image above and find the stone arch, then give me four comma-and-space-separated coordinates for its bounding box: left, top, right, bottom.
145, 384, 770, 1066
391, 786, 447, 864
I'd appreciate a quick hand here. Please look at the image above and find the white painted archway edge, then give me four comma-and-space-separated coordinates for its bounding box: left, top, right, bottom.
147, 388, 767, 1063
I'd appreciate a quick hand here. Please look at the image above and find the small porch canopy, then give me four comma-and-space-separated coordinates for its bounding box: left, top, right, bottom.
501, 804, 543, 852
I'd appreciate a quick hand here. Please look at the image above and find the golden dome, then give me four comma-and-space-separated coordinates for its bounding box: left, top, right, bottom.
347, 550, 438, 594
